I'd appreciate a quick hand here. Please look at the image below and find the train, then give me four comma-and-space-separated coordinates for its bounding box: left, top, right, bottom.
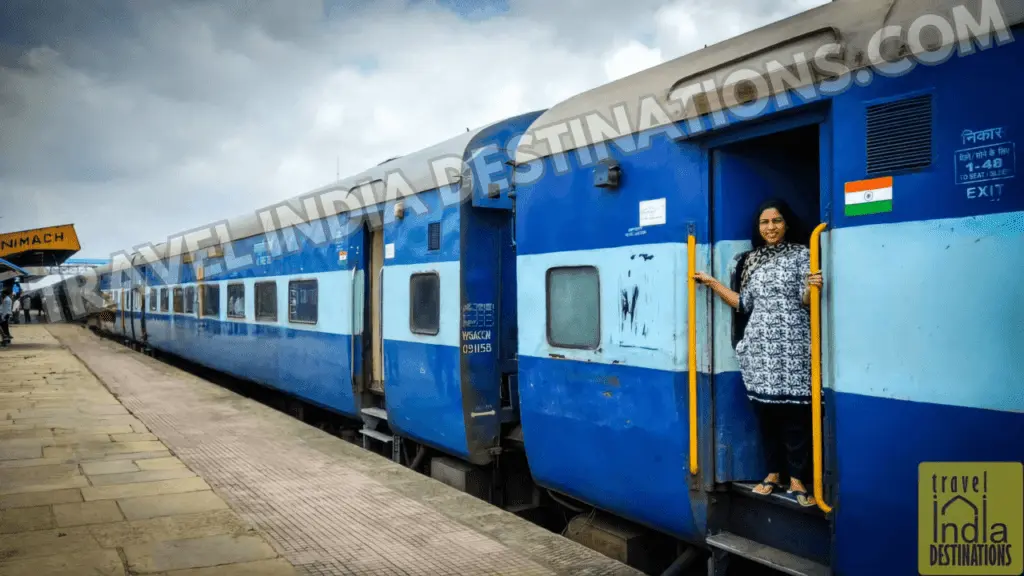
52, 1, 1024, 574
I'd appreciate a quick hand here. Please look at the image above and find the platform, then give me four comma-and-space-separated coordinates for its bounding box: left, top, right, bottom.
0, 324, 642, 576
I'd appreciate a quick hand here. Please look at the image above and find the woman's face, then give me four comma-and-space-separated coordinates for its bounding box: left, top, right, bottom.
758, 208, 786, 245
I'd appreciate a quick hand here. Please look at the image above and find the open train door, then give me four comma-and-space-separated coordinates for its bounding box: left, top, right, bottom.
701, 113, 834, 575
119, 289, 126, 336
137, 260, 148, 344
368, 224, 384, 395
349, 201, 396, 455
130, 286, 137, 343
343, 214, 370, 399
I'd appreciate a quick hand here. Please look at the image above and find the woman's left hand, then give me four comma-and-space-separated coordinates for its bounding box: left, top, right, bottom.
806, 273, 823, 288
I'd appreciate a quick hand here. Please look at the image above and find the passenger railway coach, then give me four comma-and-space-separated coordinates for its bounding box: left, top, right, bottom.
87, 109, 543, 473
510, 0, 1024, 574
63, 0, 1023, 574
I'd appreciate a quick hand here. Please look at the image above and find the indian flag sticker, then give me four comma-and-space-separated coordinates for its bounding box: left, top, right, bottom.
845, 176, 893, 216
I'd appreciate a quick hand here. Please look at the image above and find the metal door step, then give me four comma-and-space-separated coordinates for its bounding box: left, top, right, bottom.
358, 428, 393, 443
730, 481, 827, 517
706, 531, 830, 576
361, 407, 388, 421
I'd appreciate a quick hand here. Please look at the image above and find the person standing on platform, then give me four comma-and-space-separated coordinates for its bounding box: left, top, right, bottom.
21, 295, 31, 324
0, 289, 13, 346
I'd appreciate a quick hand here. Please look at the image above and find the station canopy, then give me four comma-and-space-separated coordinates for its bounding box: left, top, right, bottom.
0, 224, 81, 283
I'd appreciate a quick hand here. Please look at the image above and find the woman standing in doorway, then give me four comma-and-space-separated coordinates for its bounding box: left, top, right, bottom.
693, 198, 822, 507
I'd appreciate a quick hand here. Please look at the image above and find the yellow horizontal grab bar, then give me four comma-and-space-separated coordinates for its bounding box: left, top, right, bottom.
688, 234, 698, 476
810, 222, 832, 514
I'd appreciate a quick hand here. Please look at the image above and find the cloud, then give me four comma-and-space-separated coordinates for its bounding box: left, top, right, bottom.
0, 0, 827, 259
604, 41, 664, 82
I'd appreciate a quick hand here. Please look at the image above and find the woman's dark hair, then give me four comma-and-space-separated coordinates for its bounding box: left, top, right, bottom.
750, 197, 809, 248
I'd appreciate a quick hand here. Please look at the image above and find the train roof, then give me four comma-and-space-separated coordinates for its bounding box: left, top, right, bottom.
513, 0, 1023, 164
80, 110, 552, 283
92, 117, 527, 276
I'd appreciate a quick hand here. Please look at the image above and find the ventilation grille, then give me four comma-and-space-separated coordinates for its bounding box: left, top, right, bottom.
866, 94, 933, 175
427, 222, 441, 251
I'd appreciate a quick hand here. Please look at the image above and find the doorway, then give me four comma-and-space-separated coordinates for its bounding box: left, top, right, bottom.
139, 285, 147, 341
367, 226, 385, 395
709, 122, 822, 485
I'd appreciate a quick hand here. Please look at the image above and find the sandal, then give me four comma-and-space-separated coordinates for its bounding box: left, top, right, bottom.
751, 479, 784, 495
791, 490, 816, 507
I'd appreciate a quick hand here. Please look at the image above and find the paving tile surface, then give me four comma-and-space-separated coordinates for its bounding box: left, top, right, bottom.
0, 325, 293, 576
42, 323, 641, 576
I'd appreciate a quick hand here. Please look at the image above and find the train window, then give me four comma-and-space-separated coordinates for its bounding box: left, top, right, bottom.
160, 288, 168, 312
409, 273, 439, 335
201, 284, 219, 317
184, 286, 195, 314
427, 222, 441, 251
149, 289, 157, 312
173, 287, 184, 313
288, 280, 317, 324
255, 281, 277, 322
227, 284, 245, 319
546, 266, 600, 349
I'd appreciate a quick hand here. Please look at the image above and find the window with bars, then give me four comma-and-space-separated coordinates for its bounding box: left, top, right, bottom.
288, 279, 317, 324
255, 281, 277, 321
410, 273, 440, 335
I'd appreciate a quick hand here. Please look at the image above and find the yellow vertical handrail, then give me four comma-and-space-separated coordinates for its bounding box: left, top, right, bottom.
810, 222, 832, 514
688, 233, 698, 476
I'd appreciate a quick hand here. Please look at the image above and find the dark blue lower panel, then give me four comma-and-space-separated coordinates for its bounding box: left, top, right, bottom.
518, 355, 702, 542
140, 313, 359, 418
383, 339, 469, 460
833, 391, 1024, 576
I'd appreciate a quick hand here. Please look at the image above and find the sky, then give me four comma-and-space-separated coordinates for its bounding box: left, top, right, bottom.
0, 0, 829, 259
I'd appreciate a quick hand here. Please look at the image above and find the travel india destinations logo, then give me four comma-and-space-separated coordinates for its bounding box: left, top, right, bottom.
919, 462, 1023, 574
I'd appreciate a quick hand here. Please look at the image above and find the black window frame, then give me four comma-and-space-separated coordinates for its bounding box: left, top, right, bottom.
160, 288, 168, 312
545, 265, 601, 350
409, 272, 440, 336
287, 279, 318, 325
173, 287, 184, 313
184, 286, 195, 314
149, 288, 157, 312
226, 283, 245, 319
254, 281, 277, 322
200, 283, 220, 318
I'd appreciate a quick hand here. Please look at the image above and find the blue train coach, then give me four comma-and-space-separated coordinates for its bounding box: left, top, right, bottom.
510, 0, 1023, 574
86, 109, 544, 476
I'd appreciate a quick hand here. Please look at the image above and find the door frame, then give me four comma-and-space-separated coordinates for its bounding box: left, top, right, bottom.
120, 289, 126, 334
364, 221, 385, 395
347, 218, 370, 397
695, 106, 835, 493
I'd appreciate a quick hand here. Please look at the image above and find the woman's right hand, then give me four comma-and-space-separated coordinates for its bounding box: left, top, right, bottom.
693, 271, 715, 285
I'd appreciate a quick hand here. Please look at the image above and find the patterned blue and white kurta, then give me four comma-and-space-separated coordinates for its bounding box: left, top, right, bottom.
735, 242, 812, 405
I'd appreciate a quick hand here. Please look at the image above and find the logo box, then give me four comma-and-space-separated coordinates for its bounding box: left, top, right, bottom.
919, 462, 1023, 575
